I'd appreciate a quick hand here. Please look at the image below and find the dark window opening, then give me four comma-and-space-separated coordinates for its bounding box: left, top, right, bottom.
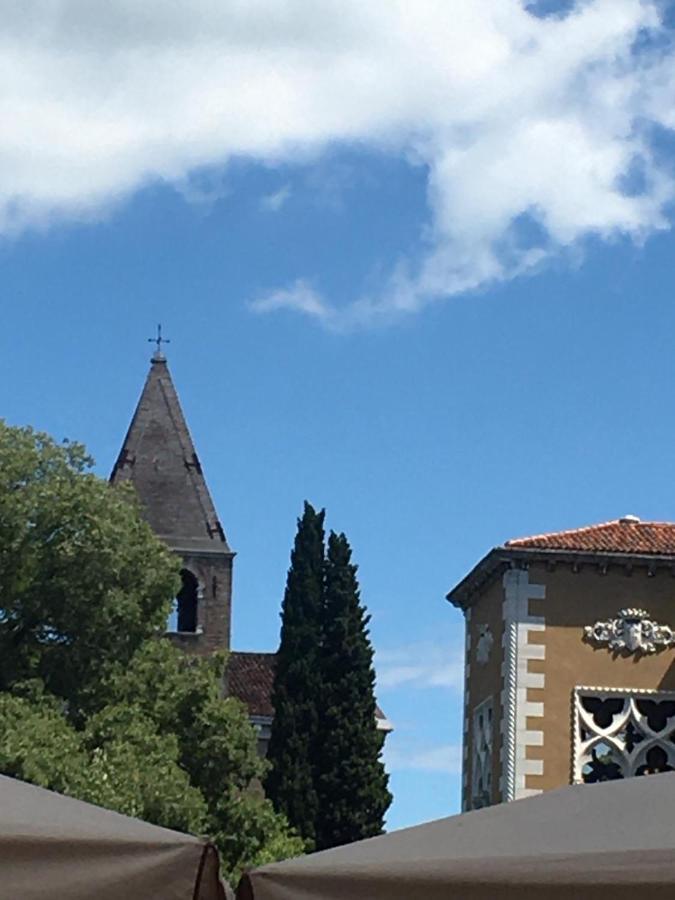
177, 569, 199, 633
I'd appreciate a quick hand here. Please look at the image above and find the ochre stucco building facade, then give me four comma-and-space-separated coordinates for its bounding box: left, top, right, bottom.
448, 516, 675, 810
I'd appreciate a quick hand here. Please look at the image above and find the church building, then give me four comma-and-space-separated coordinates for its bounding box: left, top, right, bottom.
448, 517, 675, 811
111, 344, 391, 752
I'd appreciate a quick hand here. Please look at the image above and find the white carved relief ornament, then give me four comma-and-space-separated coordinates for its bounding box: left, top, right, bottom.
475, 625, 493, 665
584, 608, 675, 655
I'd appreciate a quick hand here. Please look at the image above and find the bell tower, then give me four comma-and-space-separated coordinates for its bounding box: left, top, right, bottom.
110, 342, 233, 654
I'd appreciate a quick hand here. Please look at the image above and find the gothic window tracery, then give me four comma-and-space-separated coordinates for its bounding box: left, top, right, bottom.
471, 697, 493, 809
574, 688, 675, 784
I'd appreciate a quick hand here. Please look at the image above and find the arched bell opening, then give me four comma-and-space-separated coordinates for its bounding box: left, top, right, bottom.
176, 568, 199, 633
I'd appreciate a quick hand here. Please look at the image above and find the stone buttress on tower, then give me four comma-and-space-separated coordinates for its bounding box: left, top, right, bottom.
110, 350, 233, 654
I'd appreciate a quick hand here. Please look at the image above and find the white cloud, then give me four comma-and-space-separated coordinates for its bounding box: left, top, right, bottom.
1, 1, 674, 319
385, 742, 462, 775
250, 278, 333, 321
260, 184, 292, 212
376, 642, 464, 691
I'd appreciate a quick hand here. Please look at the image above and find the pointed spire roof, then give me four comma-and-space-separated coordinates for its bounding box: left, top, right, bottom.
111, 355, 231, 554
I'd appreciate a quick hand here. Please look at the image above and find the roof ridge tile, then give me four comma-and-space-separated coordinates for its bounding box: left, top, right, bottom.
503, 518, 675, 555
506, 519, 621, 546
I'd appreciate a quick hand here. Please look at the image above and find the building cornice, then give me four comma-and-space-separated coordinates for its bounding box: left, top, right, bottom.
164, 542, 236, 560
447, 546, 675, 611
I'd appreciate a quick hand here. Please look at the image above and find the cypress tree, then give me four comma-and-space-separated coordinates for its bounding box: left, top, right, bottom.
315, 531, 392, 850
265, 501, 325, 846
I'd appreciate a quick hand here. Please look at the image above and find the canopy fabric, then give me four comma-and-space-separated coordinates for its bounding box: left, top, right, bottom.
239, 773, 675, 900
0, 774, 230, 900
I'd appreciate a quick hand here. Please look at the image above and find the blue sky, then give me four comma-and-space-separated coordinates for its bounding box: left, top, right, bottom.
2, 0, 675, 831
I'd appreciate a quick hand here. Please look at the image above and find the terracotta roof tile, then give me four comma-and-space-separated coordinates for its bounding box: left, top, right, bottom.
226, 651, 276, 718
226, 650, 390, 726
506, 517, 675, 556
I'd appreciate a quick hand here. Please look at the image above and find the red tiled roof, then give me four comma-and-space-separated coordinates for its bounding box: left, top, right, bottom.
226, 651, 276, 718
505, 517, 675, 556
226, 650, 390, 726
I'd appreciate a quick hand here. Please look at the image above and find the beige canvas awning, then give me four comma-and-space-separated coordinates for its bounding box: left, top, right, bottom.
239, 773, 675, 900
0, 774, 230, 900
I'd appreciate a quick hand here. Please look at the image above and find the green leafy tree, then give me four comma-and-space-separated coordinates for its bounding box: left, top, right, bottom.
100, 640, 304, 878
0, 691, 207, 836
0, 422, 303, 883
0, 422, 176, 713
265, 502, 325, 845
315, 531, 391, 850
0, 689, 86, 795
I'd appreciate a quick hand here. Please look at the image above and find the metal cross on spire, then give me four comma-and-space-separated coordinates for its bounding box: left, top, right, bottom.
148, 323, 170, 361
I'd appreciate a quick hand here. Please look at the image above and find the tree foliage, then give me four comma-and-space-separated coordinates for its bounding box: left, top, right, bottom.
0, 422, 176, 712
265, 501, 325, 845
0, 688, 208, 835
315, 531, 391, 849
0, 422, 303, 883
266, 504, 391, 850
